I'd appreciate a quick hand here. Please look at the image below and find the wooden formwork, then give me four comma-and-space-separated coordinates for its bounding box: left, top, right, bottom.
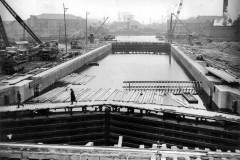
112, 42, 171, 54
123, 81, 202, 95
0, 107, 239, 153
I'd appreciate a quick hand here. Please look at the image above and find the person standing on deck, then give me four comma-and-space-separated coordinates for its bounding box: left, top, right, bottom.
70, 88, 77, 105
17, 91, 24, 108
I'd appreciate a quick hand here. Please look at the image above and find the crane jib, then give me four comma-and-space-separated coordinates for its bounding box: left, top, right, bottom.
0, 0, 42, 44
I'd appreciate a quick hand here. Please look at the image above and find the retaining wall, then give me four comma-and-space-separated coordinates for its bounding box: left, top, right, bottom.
32, 44, 111, 92
171, 45, 240, 112
0, 110, 239, 151
0, 44, 111, 105
171, 45, 214, 98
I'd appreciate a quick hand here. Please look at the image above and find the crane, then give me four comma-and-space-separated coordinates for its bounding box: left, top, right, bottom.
88, 17, 109, 43
94, 17, 109, 35
168, 0, 183, 43
172, 14, 192, 35
0, 15, 10, 48
0, 0, 59, 61
172, 13, 193, 45
168, 0, 194, 45
0, 0, 42, 44
171, 0, 183, 34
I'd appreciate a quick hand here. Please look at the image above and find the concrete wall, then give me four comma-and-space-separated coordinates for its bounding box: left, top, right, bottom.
171, 45, 240, 113
0, 79, 35, 106
14, 80, 34, 104
0, 86, 15, 105
213, 85, 240, 112
171, 45, 215, 98
0, 44, 111, 105
32, 44, 111, 92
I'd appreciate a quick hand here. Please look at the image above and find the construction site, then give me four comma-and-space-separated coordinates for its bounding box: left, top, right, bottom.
0, 0, 240, 159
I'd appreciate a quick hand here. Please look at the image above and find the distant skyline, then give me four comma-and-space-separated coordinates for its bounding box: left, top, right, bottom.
0, 0, 239, 23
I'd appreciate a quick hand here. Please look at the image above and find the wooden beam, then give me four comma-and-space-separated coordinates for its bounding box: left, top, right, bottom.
118, 136, 123, 147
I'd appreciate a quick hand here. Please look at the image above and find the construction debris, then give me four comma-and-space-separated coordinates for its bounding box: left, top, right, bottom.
180, 41, 240, 78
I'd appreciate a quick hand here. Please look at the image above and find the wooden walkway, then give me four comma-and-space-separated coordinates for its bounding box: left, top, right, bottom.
1, 101, 239, 123
30, 86, 205, 110
59, 73, 95, 85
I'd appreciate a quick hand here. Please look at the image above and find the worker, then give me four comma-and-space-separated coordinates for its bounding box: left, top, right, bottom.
70, 88, 77, 105
17, 91, 24, 108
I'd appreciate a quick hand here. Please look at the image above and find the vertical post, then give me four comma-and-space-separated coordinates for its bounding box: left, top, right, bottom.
117, 136, 123, 147
63, 3, 68, 54
169, 43, 171, 65
161, 15, 164, 34
85, 11, 89, 46
58, 25, 61, 42
104, 107, 110, 146
22, 28, 25, 40
168, 13, 173, 65
169, 13, 173, 43
209, 87, 213, 109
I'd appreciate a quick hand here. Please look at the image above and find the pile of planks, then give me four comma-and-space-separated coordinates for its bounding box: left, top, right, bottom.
206, 67, 239, 84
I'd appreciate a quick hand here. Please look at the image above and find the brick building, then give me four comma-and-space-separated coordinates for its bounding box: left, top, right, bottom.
4, 14, 85, 41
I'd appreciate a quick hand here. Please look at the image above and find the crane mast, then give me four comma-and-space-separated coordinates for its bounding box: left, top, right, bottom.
171, 0, 183, 34
0, 15, 10, 47
94, 17, 109, 35
0, 0, 42, 44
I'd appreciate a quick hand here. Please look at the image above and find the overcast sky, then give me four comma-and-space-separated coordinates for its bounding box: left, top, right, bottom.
0, 0, 239, 23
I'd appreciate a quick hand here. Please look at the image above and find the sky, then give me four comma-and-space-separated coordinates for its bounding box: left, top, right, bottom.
0, 0, 239, 23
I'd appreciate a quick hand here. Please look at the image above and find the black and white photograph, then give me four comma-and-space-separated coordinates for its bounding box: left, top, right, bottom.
0, 0, 240, 159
